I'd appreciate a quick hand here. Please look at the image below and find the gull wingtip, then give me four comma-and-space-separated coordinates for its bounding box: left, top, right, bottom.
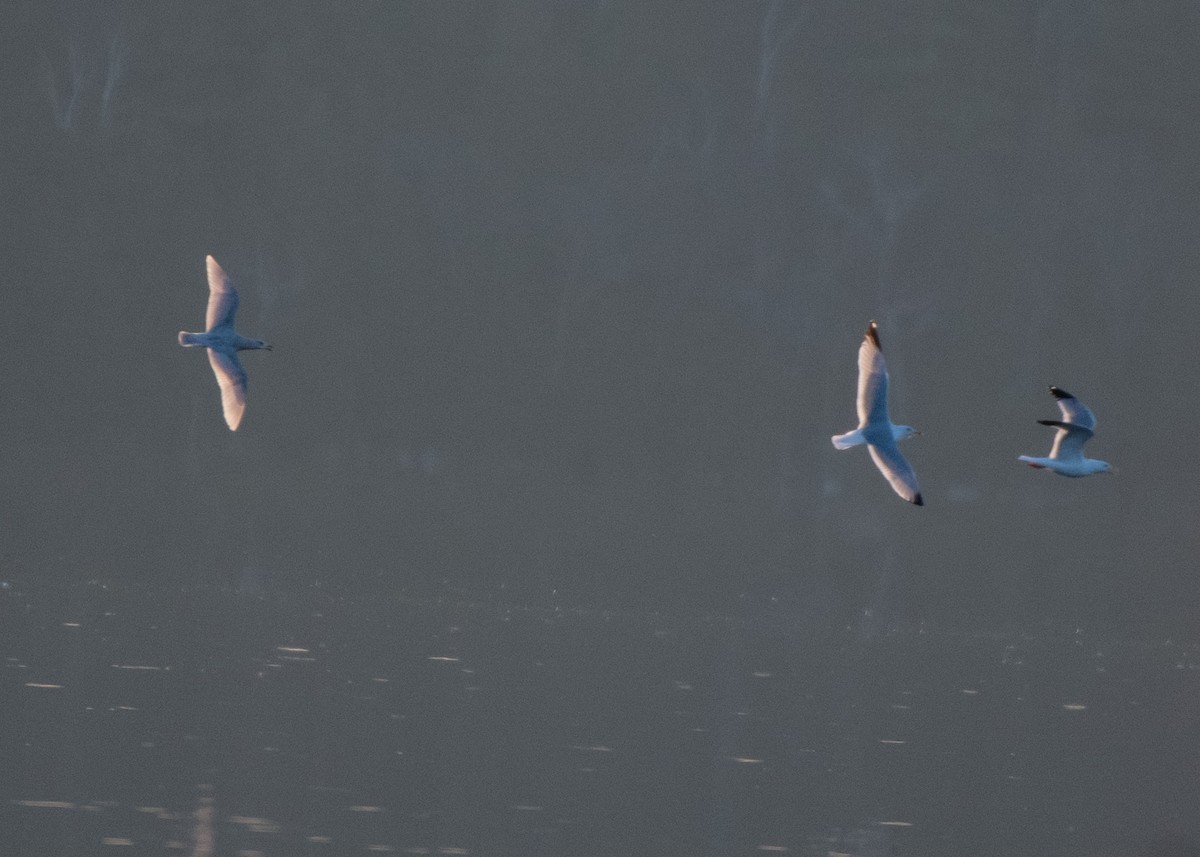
865, 320, 882, 349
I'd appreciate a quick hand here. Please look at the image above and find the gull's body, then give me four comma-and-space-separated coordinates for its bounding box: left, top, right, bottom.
1018, 386, 1110, 477
178, 255, 271, 431
831, 321, 923, 505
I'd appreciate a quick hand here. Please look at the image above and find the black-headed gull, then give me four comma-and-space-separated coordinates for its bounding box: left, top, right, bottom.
1018, 386, 1110, 477
178, 255, 271, 431
832, 321, 923, 505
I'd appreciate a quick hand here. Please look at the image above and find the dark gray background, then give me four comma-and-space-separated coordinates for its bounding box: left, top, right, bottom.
2, 3, 1198, 855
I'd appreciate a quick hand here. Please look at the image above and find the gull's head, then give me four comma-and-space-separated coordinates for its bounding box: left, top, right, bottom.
893, 425, 920, 441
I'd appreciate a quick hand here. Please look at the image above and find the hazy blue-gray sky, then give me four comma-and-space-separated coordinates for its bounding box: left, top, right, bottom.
4, 2, 1198, 632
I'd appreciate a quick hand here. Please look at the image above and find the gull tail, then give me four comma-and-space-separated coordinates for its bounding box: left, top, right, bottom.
831, 429, 866, 450
178, 331, 203, 346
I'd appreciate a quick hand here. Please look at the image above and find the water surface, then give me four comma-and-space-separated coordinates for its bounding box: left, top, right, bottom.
4, 580, 1197, 856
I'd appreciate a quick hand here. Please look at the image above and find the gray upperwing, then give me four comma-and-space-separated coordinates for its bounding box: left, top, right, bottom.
1049, 386, 1097, 432
867, 439, 923, 505
1041, 419, 1092, 461
856, 321, 890, 427
205, 255, 240, 332
207, 347, 247, 431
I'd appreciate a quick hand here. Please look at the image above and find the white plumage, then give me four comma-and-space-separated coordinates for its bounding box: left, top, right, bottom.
832, 321, 924, 505
178, 256, 271, 431
1018, 386, 1110, 477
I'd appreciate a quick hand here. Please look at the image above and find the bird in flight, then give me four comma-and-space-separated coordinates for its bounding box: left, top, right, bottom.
1018, 386, 1110, 477
832, 321, 923, 505
178, 255, 271, 431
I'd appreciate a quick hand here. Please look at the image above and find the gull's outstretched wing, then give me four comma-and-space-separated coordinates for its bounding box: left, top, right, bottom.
208, 347, 247, 431
205, 255, 240, 332
856, 321, 889, 427
1042, 387, 1097, 461
1041, 420, 1093, 461
868, 439, 923, 505
1049, 386, 1096, 431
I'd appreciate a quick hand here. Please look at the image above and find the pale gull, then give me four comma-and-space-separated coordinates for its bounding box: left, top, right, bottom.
1018, 386, 1110, 477
832, 321, 924, 505
178, 255, 271, 431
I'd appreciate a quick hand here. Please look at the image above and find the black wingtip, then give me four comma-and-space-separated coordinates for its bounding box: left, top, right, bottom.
912, 494, 924, 506
865, 320, 882, 350
1049, 385, 1074, 400
1037, 419, 1065, 427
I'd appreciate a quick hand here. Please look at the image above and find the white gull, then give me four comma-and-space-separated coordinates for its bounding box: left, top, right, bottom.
831, 321, 924, 506
178, 255, 271, 431
1018, 386, 1110, 477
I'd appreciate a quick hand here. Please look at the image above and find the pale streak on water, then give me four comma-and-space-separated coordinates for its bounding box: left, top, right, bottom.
191, 790, 214, 857
4, 580, 1200, 856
